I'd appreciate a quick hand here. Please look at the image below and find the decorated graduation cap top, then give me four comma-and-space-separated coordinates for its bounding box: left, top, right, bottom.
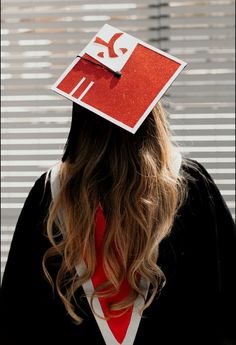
52, 24, 187, 134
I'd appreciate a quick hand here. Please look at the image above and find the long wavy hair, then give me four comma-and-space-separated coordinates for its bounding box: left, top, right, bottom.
43, 102, 188, 324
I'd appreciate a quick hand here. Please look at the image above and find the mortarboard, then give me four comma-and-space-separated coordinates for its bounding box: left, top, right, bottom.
52, 24, 187, 134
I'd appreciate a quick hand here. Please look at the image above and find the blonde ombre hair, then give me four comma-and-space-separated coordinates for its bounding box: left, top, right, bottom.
43, 102, 188, 324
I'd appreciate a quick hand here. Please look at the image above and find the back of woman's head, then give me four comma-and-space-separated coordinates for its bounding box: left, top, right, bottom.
43, 102, 187, 324
63, 102, 172, 168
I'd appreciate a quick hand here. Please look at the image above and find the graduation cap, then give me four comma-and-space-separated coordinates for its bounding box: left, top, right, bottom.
52, 24, 187, 134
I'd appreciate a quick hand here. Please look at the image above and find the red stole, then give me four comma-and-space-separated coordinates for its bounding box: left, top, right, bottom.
91, 205, 133, 344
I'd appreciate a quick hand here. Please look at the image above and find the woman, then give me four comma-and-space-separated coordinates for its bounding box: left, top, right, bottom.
1, 102, 235, 345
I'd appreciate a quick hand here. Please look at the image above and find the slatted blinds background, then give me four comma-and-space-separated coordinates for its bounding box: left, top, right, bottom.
1, 0, 235, 277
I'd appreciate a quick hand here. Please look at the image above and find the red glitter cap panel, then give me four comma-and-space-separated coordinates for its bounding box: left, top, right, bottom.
52, 24, 187, 134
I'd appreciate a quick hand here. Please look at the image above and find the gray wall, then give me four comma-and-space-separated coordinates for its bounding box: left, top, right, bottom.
1, 0, 235, 276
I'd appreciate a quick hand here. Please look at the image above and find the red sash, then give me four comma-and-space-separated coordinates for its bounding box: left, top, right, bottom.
91, 205, 133, 343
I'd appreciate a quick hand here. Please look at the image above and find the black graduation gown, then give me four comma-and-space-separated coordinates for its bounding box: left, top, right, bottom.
1, 158, 236, 345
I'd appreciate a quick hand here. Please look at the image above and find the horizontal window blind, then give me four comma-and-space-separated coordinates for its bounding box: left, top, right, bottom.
1, 0, 235, 276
